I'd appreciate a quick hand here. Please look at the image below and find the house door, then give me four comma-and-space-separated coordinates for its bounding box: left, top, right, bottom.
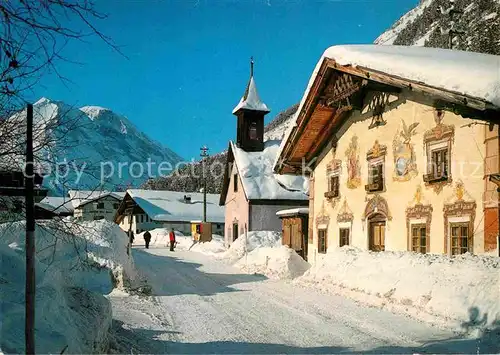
369, 214, 386, 252
232, 223, 239, 241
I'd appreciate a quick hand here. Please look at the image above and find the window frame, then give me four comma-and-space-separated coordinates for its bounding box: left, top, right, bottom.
411, 223, 428, 254
317, 228, 327, 254
366, 160, 384, 192
424, 139, 453, 185
450, 222, 470, 256
96, 202, 105, 210
339, 228, 350, 247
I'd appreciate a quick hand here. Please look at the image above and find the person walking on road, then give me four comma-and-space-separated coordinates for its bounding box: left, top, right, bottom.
169, 229, 176, 251
144, 230, 152, 249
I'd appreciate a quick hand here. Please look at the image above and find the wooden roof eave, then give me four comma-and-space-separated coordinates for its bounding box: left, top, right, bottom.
219, 142, 235, 206
276, 58, 500, 175
275, 58, 332, 174
333, 62, 497, 113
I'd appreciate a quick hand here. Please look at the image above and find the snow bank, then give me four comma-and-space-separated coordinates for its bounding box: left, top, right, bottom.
234, 245, 310, 279
224, 231, 310, 279
223, 230, 281, 262
189, 234, 226, 256
0, 219, 137, 353
297, 247, 500, 331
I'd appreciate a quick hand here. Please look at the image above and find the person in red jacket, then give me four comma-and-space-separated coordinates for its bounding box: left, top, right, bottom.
169, 229, 176, 251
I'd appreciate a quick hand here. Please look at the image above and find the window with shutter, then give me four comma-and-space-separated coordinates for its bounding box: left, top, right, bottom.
425, 147, 450, 183
365, 162, 384, 192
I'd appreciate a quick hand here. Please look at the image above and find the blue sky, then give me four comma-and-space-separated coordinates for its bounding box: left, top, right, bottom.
31, 0, 418, 160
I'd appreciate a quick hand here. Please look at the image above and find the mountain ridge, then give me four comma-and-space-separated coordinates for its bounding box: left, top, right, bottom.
375, 0, 500, 55
4, 97, 184, 195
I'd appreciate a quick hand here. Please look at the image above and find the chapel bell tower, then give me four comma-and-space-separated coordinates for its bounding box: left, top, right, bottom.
232, 57, 270, 152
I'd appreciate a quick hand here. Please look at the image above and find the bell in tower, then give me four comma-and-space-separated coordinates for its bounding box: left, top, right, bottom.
232, 57, 270, 152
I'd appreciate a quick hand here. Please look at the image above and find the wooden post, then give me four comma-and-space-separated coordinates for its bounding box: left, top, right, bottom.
25, 103, 35, 354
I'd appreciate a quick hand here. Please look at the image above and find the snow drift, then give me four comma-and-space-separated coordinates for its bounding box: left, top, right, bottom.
234, 245, 310, 279
0, 219, 137, 353
223, 230, 281, 262
224, 231, 310, 279
297, 247, 500, 331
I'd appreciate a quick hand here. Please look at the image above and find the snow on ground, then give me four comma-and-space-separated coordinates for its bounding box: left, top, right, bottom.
296, 246, 500, 333
234, 245, 310, 279
111, 248, 497, 354
0, 219, 138, 353
222, 230, 281, 262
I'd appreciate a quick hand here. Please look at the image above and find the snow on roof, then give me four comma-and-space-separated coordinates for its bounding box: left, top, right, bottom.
232, 76, 270, 114
276, 208, 309, 217
322, 45, 500, 106
68, 190, 125, 209
37, 196, 74, 214
127, 189, 225, 223
231, 141, 308, 201
275, 44, 500, 170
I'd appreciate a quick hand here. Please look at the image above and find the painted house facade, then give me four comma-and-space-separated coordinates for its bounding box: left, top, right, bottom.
220, 60, 309, 247
68, 190, 125, 221
115, 189, 225, 235
275, 45, 500, 263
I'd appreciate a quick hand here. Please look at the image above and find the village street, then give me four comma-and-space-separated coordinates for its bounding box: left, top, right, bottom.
109, 247, 485, 354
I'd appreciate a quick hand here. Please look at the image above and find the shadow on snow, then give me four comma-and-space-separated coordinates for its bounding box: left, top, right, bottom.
130, 247, 267, 297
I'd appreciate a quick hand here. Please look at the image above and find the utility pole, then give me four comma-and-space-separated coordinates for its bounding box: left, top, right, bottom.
200, 146, 209, 222
25, 103, 35, 355
439, 0, 465, 49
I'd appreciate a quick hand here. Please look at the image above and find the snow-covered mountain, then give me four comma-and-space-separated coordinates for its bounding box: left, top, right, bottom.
7, 98, 183, 195
143, 104, 299, 194
376, 0, 500, 55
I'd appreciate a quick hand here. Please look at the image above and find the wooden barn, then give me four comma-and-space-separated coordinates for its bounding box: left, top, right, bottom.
276, 208, 309, 260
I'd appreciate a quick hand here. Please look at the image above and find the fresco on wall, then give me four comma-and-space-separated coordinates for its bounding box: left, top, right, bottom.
393, 119, 419, 182
345, 135, 361, 189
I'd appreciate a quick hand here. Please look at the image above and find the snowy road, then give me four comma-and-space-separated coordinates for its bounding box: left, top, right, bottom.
109, 247, 487, 354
